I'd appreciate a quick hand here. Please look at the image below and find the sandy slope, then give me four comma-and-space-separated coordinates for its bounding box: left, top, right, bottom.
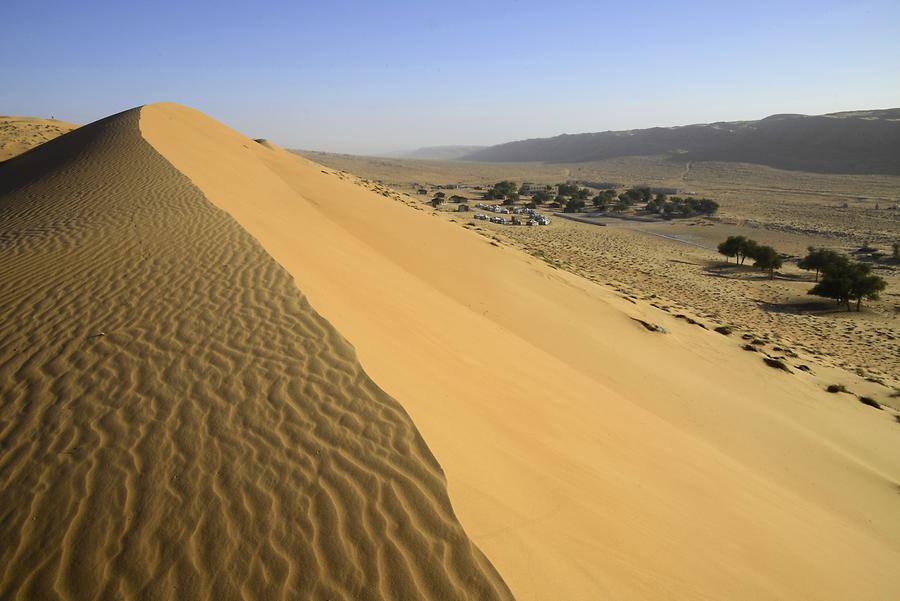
0, 108, 512, 600
141, 104, 900, 600
0, 115, 78, 161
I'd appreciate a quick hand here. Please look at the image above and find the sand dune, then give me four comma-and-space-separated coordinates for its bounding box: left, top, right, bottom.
3, 103, 899, 601
0, 108, 511, 600
139, 104, 900, 600
0, 115, 78, 161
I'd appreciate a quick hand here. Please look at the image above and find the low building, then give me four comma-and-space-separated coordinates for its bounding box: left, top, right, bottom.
520, 183, 556, 196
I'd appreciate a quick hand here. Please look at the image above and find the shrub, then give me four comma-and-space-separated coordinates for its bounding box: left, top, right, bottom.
826, 384, 847, 393
763, 357, 791, 372
858, 396, 882, 410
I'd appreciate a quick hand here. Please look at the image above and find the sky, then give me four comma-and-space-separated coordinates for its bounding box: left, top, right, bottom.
2, 0, 899, 154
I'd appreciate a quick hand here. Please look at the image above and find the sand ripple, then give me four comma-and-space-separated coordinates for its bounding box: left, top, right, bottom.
0, 108, 511, 600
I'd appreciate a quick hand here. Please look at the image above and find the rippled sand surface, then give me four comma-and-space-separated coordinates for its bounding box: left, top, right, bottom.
0, 108, 511, 601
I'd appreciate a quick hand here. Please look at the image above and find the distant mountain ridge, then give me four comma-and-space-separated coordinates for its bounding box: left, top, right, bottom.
461, 109, 900, 175
391, 145, 486, 160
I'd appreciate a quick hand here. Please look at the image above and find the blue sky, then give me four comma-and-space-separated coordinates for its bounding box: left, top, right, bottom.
2, 0, 899, 154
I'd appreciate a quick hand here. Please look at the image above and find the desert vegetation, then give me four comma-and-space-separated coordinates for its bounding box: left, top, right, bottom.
717, 236, 782, 277
717, 239, 889, 304
807, 254, 887, 311
483, 181, 721, 220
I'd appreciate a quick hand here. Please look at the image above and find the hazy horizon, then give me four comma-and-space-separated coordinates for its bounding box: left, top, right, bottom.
4, 0, 899, 155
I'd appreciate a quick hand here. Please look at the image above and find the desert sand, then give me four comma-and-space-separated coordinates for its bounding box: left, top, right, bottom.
305, 151, 900, 393
0, 108, 510, 600
494, 217, 900, 390
142, 104, 900, 600
0, 115, 77, 162
2, 103, 899, 601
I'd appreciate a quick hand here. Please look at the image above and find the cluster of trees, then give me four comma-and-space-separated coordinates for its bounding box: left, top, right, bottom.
799, 247, 887, 311
556, 183, 590, 199
528, 183, 592, 211
645, 194, 719, 218
589, 187, 652, 213
591, 189, 629, 212
587, 188, 720, 218
717, 239, 888, 311
717, 236, 782, 278
592, 189, 619, 209
484, 182, 719, 219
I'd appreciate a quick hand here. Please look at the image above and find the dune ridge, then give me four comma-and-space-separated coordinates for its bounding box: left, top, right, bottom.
0, 108, 512, 600
0, 115, 78, 162
141, 103, 900, 600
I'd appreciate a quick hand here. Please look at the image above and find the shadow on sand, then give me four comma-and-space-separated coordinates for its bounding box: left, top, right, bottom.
755, 298, 849, 315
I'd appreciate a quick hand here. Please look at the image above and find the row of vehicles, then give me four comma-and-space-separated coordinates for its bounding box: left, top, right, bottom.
473, 212, 551, 226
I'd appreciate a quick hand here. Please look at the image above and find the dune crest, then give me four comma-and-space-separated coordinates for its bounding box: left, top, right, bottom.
0, 108, 512, 600
141, 102, 900, 601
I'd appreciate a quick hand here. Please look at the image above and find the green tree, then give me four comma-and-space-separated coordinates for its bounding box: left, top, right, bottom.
532, 190, 551, 205
492, 181, 518, 197
564, 197, 586, 213
798, 247, 844, 282
753, 245, 782, 279
623, 188, 641, 202
809, 260, 887, 311
613, 197, 631, 212
717, 236, 747, 263
645, 198, 664, 214
502, 192, 519, 206
592, 194, 610, 211
740, 239, 761, 264
717, 236, 763, 265
575, 188, 591, 200
692, 197, 719, 215
557, 183, 579, 196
